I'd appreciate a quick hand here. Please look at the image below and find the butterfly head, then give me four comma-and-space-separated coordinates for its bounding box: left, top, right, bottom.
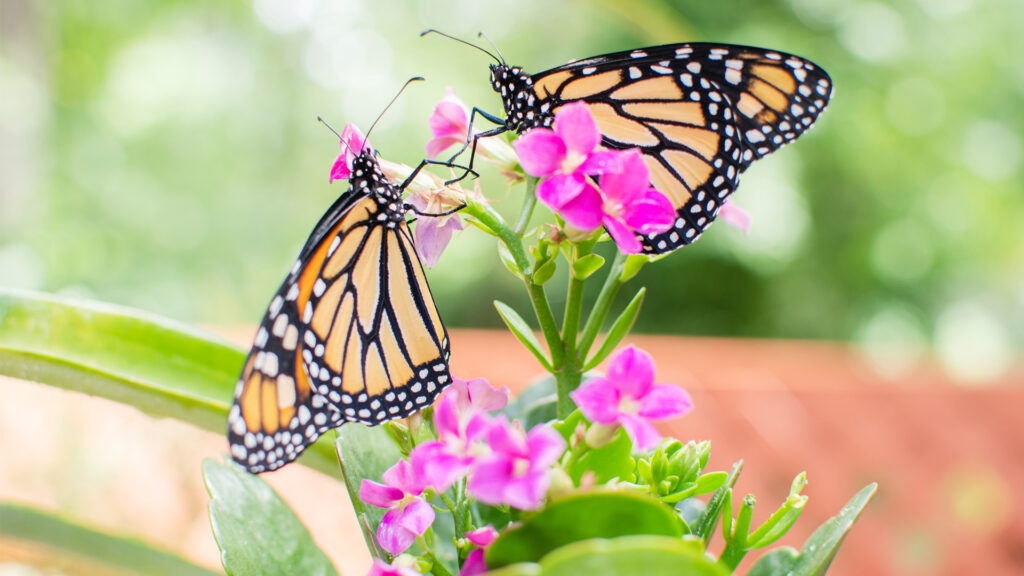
489, 64, 537, 130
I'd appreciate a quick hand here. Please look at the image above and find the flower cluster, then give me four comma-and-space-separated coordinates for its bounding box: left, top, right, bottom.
361, 346, 692, 576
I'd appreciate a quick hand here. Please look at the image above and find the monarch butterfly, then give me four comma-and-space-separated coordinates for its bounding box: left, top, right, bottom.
227, 123, 453, 474
424, 32, 832, 253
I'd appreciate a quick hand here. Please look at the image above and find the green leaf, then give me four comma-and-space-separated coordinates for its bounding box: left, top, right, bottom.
335, 423, 405, 557
0, 502, 221, 576
746, 547, 799, 576
660, 471, 728, 504
203, 458, 338, 576
619, 255, 649, 282
0, 289, 339, 475
696, 460, 743, 546
582, 288, 645, 371
747, 473, 809, 548
536, 535, 727, 576
484, 563, 543, 576
571, 254, 605, 280
789, 483, 877, 576
494, 300, 552, 371
532, 259, 558, 285
553, 411, 636, 484
486, 492, 684, 569
501, 375, 556, 427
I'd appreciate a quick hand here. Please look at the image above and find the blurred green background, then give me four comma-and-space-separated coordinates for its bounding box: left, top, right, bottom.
1, 0, 1021, 382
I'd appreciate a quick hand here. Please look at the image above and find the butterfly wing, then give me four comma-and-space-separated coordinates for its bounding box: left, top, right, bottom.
226, 194, 354, 473
299, 194, 451, 424
529, 43, 832, 252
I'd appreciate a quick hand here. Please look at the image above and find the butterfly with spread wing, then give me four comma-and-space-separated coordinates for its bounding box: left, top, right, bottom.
227, 117, 456, 474
424, 32, 832, 253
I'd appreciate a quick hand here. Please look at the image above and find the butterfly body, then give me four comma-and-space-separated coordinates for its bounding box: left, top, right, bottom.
487, 42, 832, 253
228, 149, 451, 474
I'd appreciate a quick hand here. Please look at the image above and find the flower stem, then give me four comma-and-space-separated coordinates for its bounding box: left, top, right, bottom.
463, 198, 564, 370
577, 250, 629, 359
553, 242, 593, 418
513, 178, 539, 235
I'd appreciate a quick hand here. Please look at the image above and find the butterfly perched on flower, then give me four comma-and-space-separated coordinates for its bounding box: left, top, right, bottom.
227, 122, 453, 474
424, 32, 833, 253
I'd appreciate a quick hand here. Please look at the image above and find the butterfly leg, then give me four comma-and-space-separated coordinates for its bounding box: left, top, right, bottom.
400, 158, 478, 191
443, 107, 508, 185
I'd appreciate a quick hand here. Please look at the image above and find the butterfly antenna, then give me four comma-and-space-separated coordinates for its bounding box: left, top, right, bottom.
476, 31, 505, 66
317, 115, 354, 155
364, 76, 425, 145
420, 29, 501, 65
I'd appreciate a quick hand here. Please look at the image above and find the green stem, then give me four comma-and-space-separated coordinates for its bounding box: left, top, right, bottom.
577, 250, 629, 358
718, 495, 756, 571
553, 241, 594, 418
463, 198, 564, 370
513, 179, 539, 235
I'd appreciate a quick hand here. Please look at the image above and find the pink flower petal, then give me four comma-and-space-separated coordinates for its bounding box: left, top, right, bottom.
570, 377, 621, 424
466, 378, 509, 412
429, 100, 469, 139
426, 135, 463, 160
618, 413, 663, 452
458, 549, 488, 576
606, 345, 655, 399
368, 559, 423, 576
329, 154, 351, 183
526, 425, 567, 469
578, 149, 623, 175
537, 176, 604, 230
553, 102, 600, 157
637, 383, 693, 421
415, 215, 462, 269
398, 497, 435, 536
503, 470, 549, 510
382, 459, 421, 496
513, 129, 566, 177
602, 216, 643, 254
467, 458, 514, 506
623, 187, 675, 235
486, 417, 526, 457
464, 412, 494, 444
377, 508, 416, 556
443, 379, 472, 413
466, 526, 498, 547
359, 480, 403, 508
718, 200, 752, 234
411, 444, 472, 493
598, 150, 650, 203
432, 394, 460, 440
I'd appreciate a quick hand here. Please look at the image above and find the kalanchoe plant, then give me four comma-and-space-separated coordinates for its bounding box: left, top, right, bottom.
198, 92, 875, 576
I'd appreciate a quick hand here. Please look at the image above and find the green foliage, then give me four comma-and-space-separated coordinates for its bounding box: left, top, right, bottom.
581, 288, 645, 371
0, 503, 221, 576
202, 458, 339, 576
485, 492, 685, 569
552, 411, 636, 485
536, 535, 726, 576
0, 289, 340, 475
335, 423, 406, 557
494, 300, 553, 371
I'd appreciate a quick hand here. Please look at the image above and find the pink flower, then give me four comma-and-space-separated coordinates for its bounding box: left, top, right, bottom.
426, 88, 519, 171
406, 191, 464, 269
367, 559, 423, 576
467, 417, 566, 510
426, 88, 472, 159
570, 345, 693, 452
410, 378, 509, 491
458, 526, 499, 576
595, 150, 675, 254
514, 102, 621, 231
359, 460, 434, 556
330, 123, 370, 183
718, 200, 752, 235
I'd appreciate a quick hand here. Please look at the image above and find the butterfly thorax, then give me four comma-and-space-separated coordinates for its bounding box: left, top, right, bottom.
490, 64, 549, 132
350, 151, 406, 227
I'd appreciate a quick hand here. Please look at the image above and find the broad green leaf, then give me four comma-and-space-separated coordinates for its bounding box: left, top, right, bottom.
202, 458, 338, 576
696, 460, 743, 546
498, 243, 524, 277
501, 375, 556, 427
583, 288, 645, 371
619, 255, 649, 283
746, 547, 799, 576
532, 259, 558, 285
494, 300, 552, 371
790, 483, 877, 576
536, 535, 726, 576
0, 502, 221, 576
571, 254, 605, 280
0, 289, 339, 476
486, 492, 683, 569
335, 423, 405, 557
